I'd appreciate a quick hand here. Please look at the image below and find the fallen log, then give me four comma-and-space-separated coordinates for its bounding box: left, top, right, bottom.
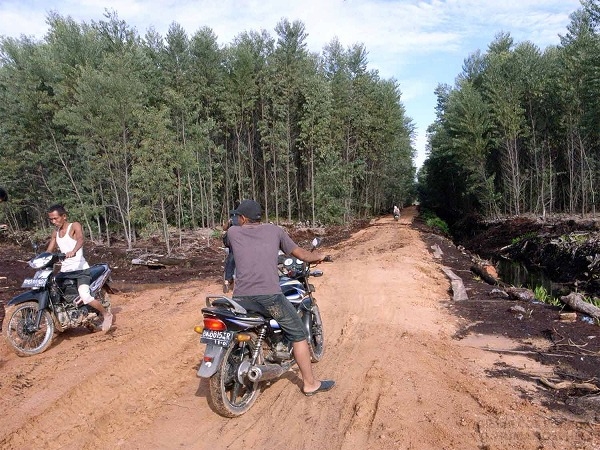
505, 287, 536, 302
131, 257, 166, 269
560, 292, 600, 320
430, 244, 443, 259
537, 377, 600, 392
441, 266, 468, 301
470, 263, 508, 287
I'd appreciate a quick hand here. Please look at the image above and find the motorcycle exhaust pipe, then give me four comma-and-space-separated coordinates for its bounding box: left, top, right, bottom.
247, 364, 286, 382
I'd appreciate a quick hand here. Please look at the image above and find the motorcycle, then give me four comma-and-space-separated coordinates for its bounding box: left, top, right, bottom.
195, 237, 329, 417
4, 248, 113, 356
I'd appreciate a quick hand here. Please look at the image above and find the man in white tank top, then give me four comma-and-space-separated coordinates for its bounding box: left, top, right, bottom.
46, 205, 113, 332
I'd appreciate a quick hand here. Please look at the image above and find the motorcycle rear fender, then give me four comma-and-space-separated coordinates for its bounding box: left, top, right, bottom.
6, 289, 49, 308
197, 344, 227, 378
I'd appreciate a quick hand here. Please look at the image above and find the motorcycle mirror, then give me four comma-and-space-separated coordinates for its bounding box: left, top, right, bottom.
311, 237, 321, 249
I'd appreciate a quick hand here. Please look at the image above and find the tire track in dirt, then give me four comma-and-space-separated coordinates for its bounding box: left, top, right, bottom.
0, 284, 208, 449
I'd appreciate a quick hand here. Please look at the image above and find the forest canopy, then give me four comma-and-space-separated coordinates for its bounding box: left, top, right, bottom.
0, 11, 416, 249
419, 0, 600, 228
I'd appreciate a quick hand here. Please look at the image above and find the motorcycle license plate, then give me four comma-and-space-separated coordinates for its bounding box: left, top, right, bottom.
200, 329, 234, 347
21, 278, 47, 288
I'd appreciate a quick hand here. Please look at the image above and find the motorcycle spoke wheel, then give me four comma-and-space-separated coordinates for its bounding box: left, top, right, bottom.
208, 341, 260, 417
5, 302, 55, 356
308, 304, 325, 362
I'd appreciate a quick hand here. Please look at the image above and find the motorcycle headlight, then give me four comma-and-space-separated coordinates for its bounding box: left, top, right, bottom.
296, 258, 304, 265
284, 258, 293, 266
29, 252, 54, 269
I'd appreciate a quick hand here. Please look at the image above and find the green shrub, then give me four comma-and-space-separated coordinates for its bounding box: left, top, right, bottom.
511, 231, 538, 245
533, 285, 561, 306
426, 216, 450, 235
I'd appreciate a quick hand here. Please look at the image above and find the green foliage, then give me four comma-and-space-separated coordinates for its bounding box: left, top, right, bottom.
511, 232, 538, 245
421, 209, 450, 235
533, 285, 561, 306
420, 3, 600, 225
0, 12, 416, 244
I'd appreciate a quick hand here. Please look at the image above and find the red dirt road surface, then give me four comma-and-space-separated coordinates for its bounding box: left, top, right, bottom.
0, 206, 598, 449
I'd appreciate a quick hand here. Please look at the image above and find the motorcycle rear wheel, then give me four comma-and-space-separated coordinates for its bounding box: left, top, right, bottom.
208, 340, 261, 417
308, 304, 325, 362
5, 302, 55, 356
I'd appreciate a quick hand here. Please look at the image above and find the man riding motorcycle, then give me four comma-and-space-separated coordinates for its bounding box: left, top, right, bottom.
226, 199, 335, 396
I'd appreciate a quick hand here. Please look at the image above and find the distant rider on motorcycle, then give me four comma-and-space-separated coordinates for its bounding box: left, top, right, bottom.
226, 199, 335, 396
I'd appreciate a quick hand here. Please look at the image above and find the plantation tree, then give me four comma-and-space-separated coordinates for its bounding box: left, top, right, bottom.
270, 19, 313, 221
132, 106, 178, 254
297, 62, 333, 224
221, 32, 265, 209
559, 7, 599, 215
2, 13, 417, 240
55, 15, 147, 249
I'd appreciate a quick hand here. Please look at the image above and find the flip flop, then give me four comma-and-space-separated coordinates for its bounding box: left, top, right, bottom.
102, 312, 114, 332
303, 380, 335, 396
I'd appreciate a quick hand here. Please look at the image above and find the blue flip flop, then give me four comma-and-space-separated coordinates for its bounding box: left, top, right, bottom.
303, 380, 335, 396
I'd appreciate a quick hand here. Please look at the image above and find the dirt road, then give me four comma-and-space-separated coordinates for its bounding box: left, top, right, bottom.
0, 207, 597, 449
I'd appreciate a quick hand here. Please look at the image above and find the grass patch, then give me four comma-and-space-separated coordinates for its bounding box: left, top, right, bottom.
533, 285, 561, 306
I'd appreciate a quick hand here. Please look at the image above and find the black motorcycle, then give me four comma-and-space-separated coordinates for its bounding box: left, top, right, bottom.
195, 238, 329, 417
4, 250, 113, 356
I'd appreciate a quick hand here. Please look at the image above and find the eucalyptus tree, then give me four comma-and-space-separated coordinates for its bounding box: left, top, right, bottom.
55, 14, 147, 249
0, 36, 57, 228
132, 105, 178, 254
222, 30, 276, 221
559, 6, 600, 215
420, 84, 473, 222
482, 33, 527, 215
322, 38, 359, 221
269, 19, 313, 221
188, 26, 227, 227
297, 57, 334, 224
159, 23, 196, 232
44, 13, 109, 240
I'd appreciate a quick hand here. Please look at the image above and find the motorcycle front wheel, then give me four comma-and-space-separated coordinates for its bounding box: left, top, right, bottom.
308, 304, 325, 362
5, 301, 55, 356
208, 340, 261, 417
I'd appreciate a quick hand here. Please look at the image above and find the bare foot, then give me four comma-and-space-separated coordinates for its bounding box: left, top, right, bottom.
102, 312, 113, 332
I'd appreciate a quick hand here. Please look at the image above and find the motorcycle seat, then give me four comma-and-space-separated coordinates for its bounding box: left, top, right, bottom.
89, 263, 109, 281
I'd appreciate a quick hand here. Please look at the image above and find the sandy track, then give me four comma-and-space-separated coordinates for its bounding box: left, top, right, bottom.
0, 206, 597, 449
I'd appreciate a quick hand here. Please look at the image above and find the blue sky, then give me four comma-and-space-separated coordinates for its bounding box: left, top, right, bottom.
0, 0, 582, 168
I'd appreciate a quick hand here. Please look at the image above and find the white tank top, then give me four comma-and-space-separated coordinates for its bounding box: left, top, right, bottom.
56, 223, 89, 272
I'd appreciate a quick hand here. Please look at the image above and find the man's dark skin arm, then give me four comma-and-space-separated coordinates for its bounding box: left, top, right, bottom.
291, 246, 325, 264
